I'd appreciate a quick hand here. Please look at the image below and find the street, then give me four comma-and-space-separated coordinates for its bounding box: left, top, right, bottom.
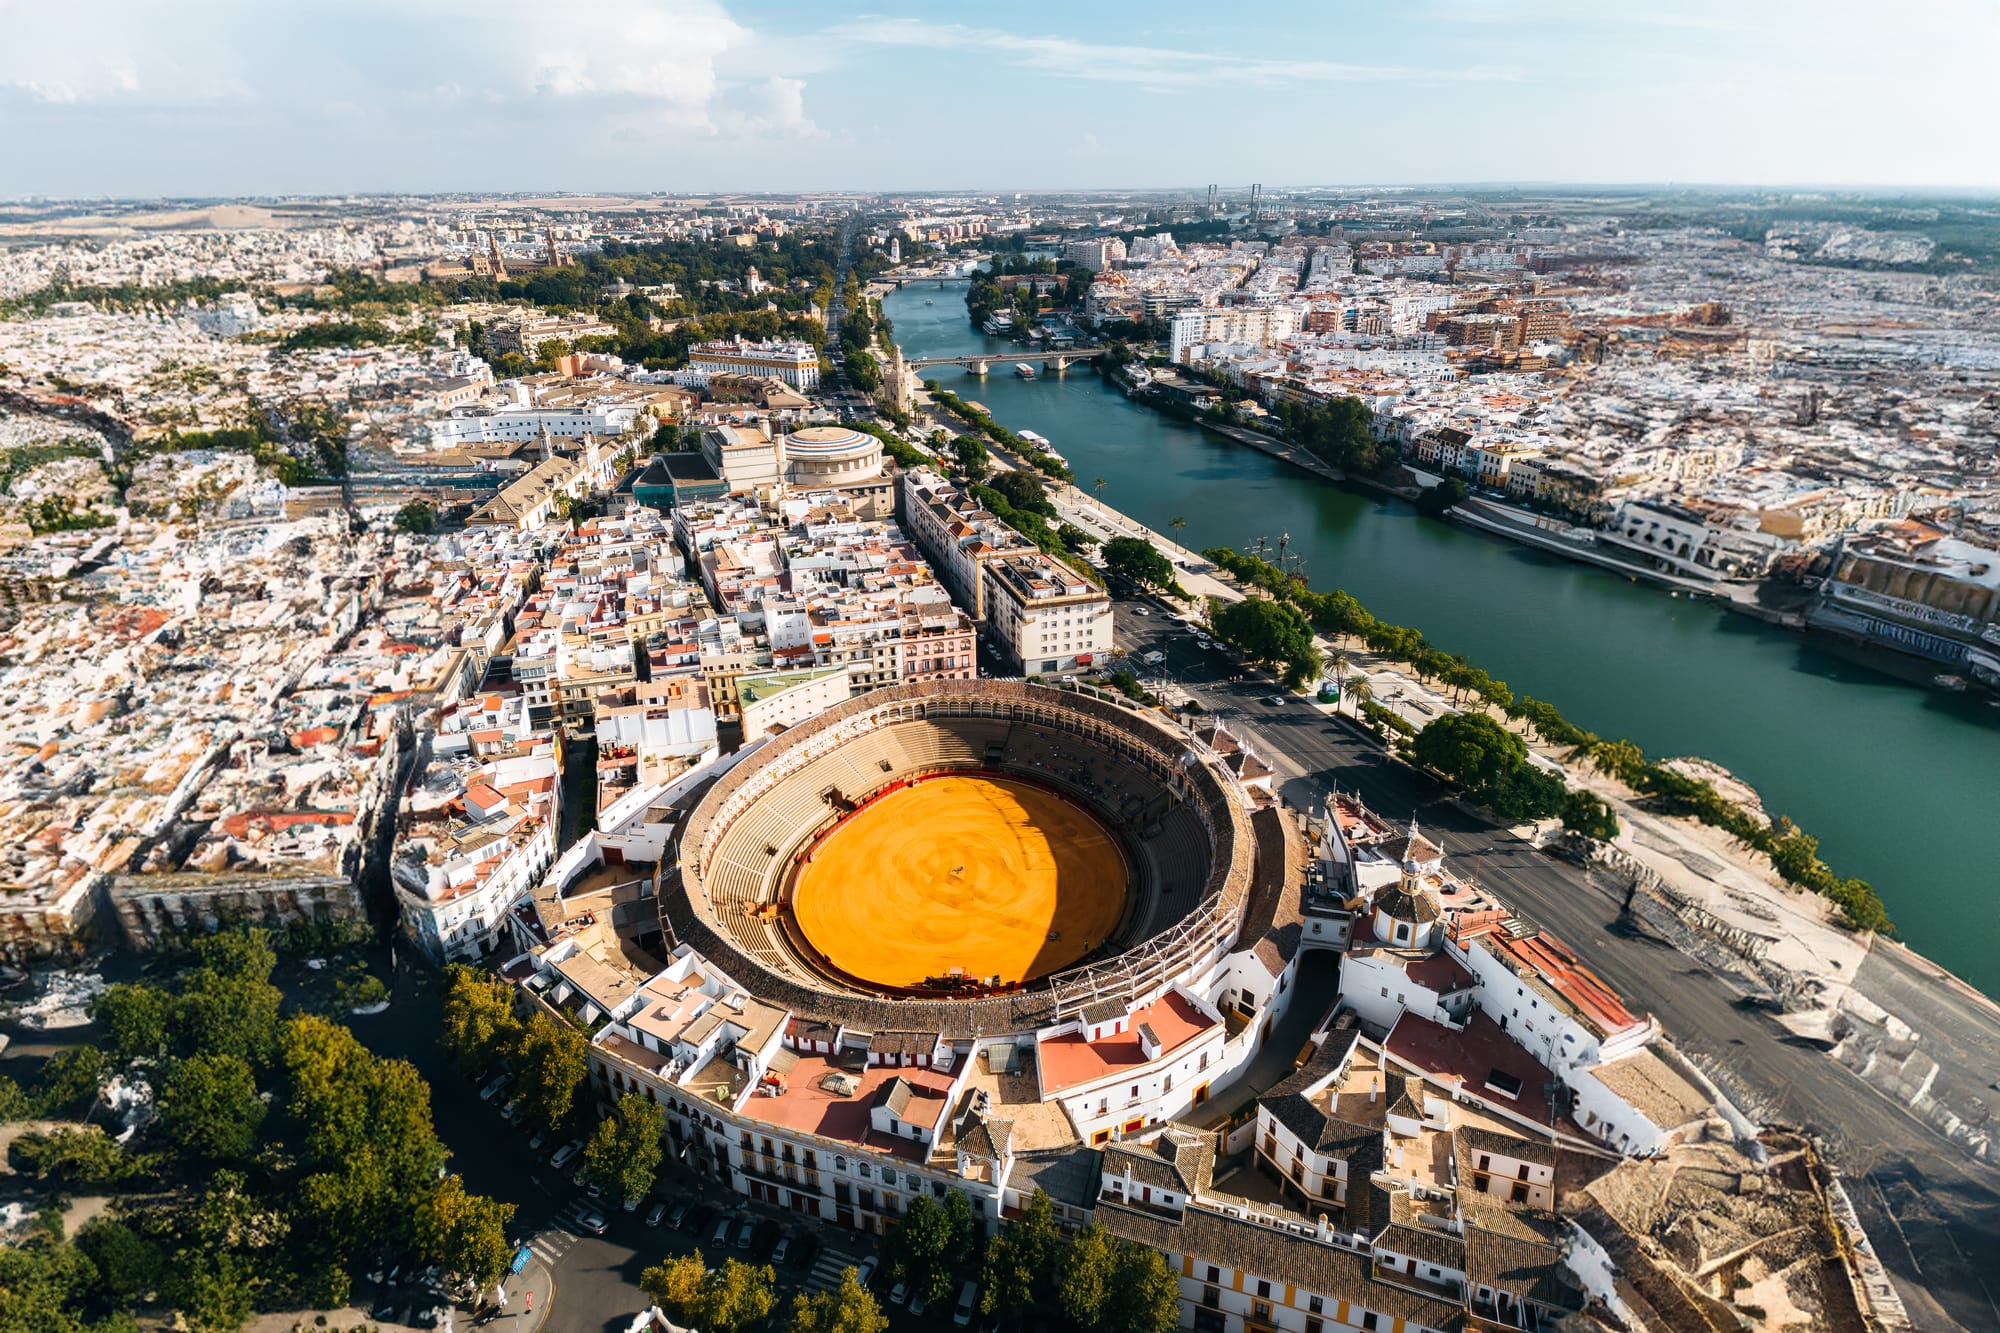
1102, 601, 2000, 1333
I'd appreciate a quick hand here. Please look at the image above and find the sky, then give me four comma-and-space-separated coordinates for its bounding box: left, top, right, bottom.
1, 0, 1996, 199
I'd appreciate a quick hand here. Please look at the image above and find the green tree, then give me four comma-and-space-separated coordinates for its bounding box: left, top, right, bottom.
393, 500, 438, 533
156, 1053, 265, 1164
1210, 595, 1321, 685
985, 468, 1051, 515
416, 1174, 517, 1288
584, 1093, 666, 1204
30, 1047, 106, 1118
1415, 476, 1467, 518
704, 1258, 779, 1333
1561, 789, 1621, 841
512, 1012, 587, 1130
76, 1217, 165, 1311
884, 1192, 969, 1306
438, 963, 523, 1069
8, 1127, 139, 1187
789, 1266, 888, 1333
1055, 1222, 1120, 1328
980, 1188, 1060, 1323
93, 983, 173, 1065
173, 930, 284, 1069
1102, 536, 1174, 590
1411, 711, 1527, 796
1105, 1243, 1182, 1333
641, 1252, 708, 1314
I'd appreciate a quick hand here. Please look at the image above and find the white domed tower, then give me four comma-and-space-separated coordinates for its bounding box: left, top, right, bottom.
1371, 818, 1444, 950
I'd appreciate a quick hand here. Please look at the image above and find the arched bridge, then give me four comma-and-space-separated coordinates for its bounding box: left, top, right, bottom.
907, 348, 1108, 376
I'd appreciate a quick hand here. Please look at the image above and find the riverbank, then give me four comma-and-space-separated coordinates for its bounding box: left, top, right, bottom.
883, 285, 2000, 1001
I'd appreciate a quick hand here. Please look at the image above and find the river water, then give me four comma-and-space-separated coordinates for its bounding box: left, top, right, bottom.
884, 284, 2000, 999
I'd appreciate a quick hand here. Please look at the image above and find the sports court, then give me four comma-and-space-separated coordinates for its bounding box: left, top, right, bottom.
790, 775, 1128, 989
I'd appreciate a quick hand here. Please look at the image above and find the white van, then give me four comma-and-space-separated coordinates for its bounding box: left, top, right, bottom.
1143, 651, 1166, 665
954, 1279, 978, 1326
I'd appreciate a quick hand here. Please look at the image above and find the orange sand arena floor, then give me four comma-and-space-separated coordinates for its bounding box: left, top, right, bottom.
789, 775, 1128, 989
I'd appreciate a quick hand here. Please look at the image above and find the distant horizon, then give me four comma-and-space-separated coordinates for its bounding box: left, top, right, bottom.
2, 1, 1994, 199
8, 181, 2000, 209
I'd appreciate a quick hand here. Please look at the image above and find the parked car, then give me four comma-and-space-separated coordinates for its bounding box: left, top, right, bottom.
684, 1204, 714, 1235
527, 1128, 548, 1153
500, 1098, 522, 1123
549, 1140, 583, 1170
735, 1218, 755, 1250
645, 1202, 666, 1228
666, 1202, 689, 1231
574, 1208, 607, 1235
623, 1193, 641, 1213
910, 1291, 929, 1317
478, 1073, 510, 1102
954, 1280, 979, 1326
890, 1280, 909, 1306
769, 1234, 791, 1266
856, 1256, 879, 1288
712, 1216, 733, 1248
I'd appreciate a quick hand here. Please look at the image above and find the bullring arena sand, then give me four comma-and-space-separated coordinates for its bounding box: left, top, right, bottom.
790, 775, 1128, 989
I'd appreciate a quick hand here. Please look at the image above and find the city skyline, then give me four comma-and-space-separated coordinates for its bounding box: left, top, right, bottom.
3, 0, 1997, 198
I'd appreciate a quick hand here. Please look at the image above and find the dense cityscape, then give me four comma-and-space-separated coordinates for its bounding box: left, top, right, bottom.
0, 7, 1996, 1333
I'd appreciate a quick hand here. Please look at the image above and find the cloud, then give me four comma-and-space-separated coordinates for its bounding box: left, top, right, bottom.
825, 18, 1522, 88
0, 0, 791, 130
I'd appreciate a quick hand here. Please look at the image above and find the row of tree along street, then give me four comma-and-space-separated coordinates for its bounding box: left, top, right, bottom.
636, 1188, 1178, 1333
1200, 546, 1889, 931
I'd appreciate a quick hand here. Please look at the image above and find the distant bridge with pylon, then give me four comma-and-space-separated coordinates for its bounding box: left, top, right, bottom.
906, 349, 1108, 376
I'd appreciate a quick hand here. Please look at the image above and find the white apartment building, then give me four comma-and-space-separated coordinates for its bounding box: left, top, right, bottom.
985, 552, 1115, 674
689, 338, 822, 391
430, 405, 640, 448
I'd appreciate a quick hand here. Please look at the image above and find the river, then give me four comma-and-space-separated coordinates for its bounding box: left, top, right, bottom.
883, 284, 2000, 999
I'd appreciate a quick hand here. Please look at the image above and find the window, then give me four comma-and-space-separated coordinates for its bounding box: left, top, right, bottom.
858, 1162, 871, 1179
882, 1168, 897, 1186
1205, 1266, 1220, 1285
1251, 1299, 1272, 1323
1201, 1285, 1221, 1310
1362, 1314, 1379, 1332
1511, 1182, 1530, 1204
1305, 1321, 1323, 1333
1255, 1280, 1270, 1299
1308, 1295, 1323, 1315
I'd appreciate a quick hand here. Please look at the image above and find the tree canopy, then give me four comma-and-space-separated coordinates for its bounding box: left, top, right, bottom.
1102, 536, 1174, 590
584, 1093, 666, 1205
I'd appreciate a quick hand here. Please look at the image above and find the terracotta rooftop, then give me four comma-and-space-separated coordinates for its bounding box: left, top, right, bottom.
735, 1052, 956, 1162
1384, 1011, 1564, 1132
1478, 928, 1641, 1038
1039, 990, 1216, 1096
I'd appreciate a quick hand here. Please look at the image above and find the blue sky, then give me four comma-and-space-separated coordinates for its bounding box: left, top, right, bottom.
1, 0, 1994, 198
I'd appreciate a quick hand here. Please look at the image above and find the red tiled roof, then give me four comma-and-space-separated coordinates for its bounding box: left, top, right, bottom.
1385, 1010, 1562, 1130
1039, 991, 1216, 1095
1483, 931, 1640, 1037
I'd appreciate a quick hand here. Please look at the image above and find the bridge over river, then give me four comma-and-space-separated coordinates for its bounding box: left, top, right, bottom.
906, 348, 1107, 376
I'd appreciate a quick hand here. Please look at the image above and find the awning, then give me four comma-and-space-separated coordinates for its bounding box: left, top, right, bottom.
1075, 653, 1094, 665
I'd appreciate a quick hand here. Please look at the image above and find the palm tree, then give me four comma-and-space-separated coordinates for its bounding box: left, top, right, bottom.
1330, 651, 1349, 688
1344, 674, 1373, 717
1092, 476, 1108, 500
1169, 515, 1187, 545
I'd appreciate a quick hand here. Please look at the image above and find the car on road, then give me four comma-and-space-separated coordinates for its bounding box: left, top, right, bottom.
478, 1073, 511, 1102
549, 1140, 582, 1170
856, 1256, 879, 1288
1144, 651, 1166, 665
770, 1234, 791, 1265
574, 1207, 607, 1235
1133, 607, 1150, 616
645, 1202, 667, 1227
1265, 694, 1287, 706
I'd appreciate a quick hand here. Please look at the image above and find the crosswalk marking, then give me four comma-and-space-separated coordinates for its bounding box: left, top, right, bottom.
806, 1250, 862, 1293
528, 1228, 577, 1266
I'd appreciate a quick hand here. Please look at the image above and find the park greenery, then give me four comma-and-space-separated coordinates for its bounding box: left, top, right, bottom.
0, 930, 519, 1333
393, 499, 438, 533
1202, 545, 1890, 932
925, 383, 1075, 483
276, 319, 427, 354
